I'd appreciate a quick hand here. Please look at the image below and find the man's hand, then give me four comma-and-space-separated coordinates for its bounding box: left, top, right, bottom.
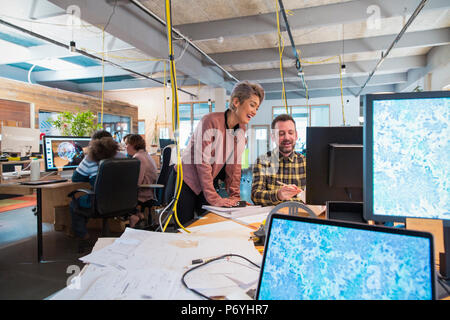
277, 184, 302, 201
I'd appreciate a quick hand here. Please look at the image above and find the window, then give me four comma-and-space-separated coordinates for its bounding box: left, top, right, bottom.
98, 113, 131, 143
39, 111, 60, 135
273, 105, 329, 152
138, 120, 145, 135
179, 101, 215, 149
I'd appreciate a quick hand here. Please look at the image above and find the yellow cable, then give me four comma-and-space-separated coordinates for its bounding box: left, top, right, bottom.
163, 0, 189, 233
275, 0, 288, 113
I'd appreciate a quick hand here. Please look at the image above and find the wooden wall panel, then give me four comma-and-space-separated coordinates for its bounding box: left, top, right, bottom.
0, 78, 138, 133
0, 99, 30, 131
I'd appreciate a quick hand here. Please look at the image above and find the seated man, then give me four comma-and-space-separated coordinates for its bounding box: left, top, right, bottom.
251, 114, 306, 206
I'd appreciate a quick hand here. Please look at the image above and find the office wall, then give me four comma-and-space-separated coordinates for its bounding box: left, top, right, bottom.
0, 77, 138, 133
94, 85, 219, 148
94, 84, 360, 149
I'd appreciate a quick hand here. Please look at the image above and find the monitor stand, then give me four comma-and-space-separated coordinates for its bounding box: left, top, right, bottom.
60, 170, 74, 180
440, 226, 450, 279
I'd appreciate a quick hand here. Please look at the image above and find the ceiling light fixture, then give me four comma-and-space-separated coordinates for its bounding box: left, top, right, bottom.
69, 40, 76, 53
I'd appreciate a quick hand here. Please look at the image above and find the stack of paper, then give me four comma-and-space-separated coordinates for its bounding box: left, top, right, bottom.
202, 205, 274, 218
51, 228, 263, 300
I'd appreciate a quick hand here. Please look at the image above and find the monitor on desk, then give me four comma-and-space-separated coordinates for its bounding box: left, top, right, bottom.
364, 90, 450, 279
306, 126, 363, 205
159, 138, 175, 150
364, 91, 450, 224
256, 214, 436, 300
0, 126, 40, 155
43, 136, 90, 172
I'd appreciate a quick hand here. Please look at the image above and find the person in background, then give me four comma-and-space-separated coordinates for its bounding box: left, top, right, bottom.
174, 80, 265, 225
120, 133, 133, 157
73, 130, 115, 184
125, 134, 158, 228
70, 133, 124, 240
251, 114, 306, 206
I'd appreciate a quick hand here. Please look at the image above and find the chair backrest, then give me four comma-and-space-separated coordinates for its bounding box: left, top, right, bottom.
162, 165, 177, 204
155, 145, 176, 205
94, 158, 140, 216
157, 145, 174, 185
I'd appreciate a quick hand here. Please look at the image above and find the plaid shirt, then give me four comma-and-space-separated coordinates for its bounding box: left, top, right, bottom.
251, 150, 306, 206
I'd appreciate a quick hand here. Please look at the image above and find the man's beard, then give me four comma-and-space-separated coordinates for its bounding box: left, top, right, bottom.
279, 139, 295, 154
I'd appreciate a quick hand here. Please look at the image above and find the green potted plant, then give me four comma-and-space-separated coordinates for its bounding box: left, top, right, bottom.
51, 110, 102, 136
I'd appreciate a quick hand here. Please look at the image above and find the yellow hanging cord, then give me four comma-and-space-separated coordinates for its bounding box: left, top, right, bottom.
275, 0, 288, 113
163, 0, 189, 233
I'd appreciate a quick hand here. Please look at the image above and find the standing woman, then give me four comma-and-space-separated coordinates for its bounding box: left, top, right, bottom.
174, 81, 264, 225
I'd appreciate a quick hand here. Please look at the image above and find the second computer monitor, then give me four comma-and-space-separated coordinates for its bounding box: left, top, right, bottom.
43, 136, 90, 171
306, 126, 363, 205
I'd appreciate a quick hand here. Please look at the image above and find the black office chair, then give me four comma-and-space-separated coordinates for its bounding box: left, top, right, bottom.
68, 158, 140, 237
137, 145, 176, 229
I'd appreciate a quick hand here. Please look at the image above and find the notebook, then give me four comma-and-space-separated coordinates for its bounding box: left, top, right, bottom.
255, 214, 435, 300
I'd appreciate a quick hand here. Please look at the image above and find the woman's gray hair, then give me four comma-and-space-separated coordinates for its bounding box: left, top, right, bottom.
229, 80, 265, 111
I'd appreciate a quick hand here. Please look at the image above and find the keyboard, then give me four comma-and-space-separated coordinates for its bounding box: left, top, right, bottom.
19, 179, 68, 186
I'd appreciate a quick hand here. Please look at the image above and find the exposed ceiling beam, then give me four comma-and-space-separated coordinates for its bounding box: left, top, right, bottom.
32, 60, 164, 82
210, 28, 450, 66
232, 55, 426, 82
175, 0, 449, 41
76, 76, 199, 92
47, 0, 235, 91
265, 84, 396, 100
261, 73, 408, 92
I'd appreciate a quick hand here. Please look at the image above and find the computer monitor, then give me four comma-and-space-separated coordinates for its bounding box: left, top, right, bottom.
159, 138, 175, 150
364, 90, 450, 278
326, 201, 366, 224
0, 126, 40, 154
256, 213, 436, 300
306, 126, 363, 205
364, 91, 449, 224
43, 136, 90, 171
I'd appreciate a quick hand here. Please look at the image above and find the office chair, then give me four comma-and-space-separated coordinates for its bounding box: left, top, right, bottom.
68, 158, 140, 237
139, 144, 176, 229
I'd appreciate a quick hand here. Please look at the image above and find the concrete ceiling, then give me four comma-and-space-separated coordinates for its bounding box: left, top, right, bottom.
0, 0, 449, 99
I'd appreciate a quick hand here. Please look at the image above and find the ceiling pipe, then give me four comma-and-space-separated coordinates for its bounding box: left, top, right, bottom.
356, 0, 429, 96
129, 0, 239, 84
277, 0, 308, 98
0, 17, 197, 97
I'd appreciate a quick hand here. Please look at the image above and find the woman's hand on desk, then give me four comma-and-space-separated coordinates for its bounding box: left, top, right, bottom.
215, 197, 240, 208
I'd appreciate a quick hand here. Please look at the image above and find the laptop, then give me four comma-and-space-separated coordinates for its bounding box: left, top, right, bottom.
19, 179, 68, 186
255, 214, 436, 300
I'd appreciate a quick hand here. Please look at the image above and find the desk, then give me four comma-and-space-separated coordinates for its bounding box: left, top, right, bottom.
0, 176, 89, 262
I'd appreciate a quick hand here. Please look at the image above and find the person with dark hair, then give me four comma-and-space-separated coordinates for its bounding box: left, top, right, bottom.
70, 132, 125, 240
251, 114, 306, 206
74, 130, 113, 181
175, 80, 265, 225
125, 134, 158, 228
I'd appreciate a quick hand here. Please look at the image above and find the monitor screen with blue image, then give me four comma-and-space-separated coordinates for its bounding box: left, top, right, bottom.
256, 214, 435, 300
364, 91, 450, 224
